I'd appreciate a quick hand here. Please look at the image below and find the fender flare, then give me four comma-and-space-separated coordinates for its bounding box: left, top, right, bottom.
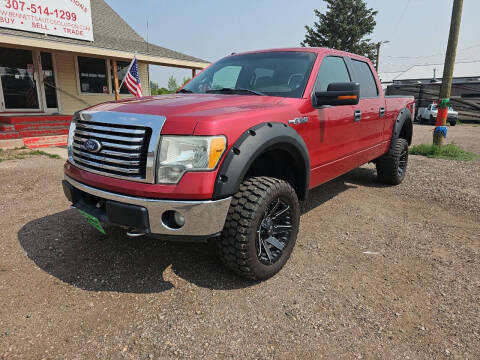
212, 122, 310, 200
391, 108, 413, 146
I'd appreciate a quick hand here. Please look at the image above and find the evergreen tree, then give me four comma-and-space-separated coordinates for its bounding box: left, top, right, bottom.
167, 76, 179, 92
301, 0, 378, 63
150, 80, 159, 92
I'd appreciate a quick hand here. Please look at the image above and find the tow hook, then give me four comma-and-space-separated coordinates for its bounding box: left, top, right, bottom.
126, 229, 145, 238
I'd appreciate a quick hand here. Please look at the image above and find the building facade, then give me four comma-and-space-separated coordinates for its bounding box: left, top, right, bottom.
0, 0, 209, 116
379, 61, 480, 87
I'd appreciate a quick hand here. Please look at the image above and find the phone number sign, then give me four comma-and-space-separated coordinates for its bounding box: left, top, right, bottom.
0, 0, 93, 41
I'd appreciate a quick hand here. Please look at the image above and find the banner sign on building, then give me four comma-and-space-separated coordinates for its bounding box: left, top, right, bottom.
0, 0, 93, 41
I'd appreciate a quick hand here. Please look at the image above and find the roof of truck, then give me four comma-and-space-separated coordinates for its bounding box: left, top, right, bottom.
228, 47, 372, 62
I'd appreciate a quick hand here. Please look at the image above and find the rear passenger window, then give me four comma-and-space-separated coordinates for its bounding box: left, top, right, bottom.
351, 60, 378, 98
314, 57, 351, 91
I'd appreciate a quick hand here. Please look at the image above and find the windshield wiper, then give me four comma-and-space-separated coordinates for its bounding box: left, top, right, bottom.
177, 88, 193, 94
206, 87, 266, 96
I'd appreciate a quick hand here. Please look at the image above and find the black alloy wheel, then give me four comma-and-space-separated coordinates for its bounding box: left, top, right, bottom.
376, 138, 409, 185
256, 198, 293, 265
397, 148, 408, 178
217, 177, 300, 280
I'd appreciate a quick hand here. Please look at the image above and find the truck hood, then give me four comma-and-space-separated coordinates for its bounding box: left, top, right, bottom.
87, 94, 294, 135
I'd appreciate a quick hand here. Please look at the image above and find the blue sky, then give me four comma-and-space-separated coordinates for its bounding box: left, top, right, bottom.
105, 0, 480, 87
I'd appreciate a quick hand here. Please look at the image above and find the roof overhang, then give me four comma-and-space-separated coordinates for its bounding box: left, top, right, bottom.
0, 33, 210, 70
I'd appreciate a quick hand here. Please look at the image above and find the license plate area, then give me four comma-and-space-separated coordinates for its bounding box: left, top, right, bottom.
78, 209, 106, 235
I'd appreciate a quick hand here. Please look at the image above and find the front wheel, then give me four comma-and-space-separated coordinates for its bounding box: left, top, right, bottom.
217, 177, 300, 280
449, 119, 457, 126
376, 138, 409, 185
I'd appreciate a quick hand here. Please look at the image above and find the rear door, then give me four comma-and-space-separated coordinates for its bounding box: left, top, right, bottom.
346, 58, 385, 151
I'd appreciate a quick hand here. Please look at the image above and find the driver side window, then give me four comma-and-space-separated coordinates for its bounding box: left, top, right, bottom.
211, 66, 242, 90
314, 56, 351, 92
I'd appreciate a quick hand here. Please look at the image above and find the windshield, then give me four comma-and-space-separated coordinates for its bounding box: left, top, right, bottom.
183, 51, 317, 98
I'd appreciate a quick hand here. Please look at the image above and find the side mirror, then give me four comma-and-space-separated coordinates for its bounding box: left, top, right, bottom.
313, 82, 360, 107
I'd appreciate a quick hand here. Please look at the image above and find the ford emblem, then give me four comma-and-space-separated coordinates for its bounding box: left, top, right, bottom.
83, 139, 102, 153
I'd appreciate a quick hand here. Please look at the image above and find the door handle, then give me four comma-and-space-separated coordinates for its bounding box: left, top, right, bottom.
379, 107, 385, 118
354, 110, 362, 122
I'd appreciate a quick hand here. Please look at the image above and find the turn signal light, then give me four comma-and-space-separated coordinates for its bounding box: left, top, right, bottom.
208, 136, 227, 168
337, 95, 358, 100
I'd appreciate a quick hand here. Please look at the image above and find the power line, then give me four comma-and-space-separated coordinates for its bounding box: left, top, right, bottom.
384, 43, 480, 60
396, 0, 412, 28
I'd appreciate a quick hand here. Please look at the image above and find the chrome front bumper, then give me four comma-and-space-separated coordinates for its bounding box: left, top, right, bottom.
64, 175, 232, 237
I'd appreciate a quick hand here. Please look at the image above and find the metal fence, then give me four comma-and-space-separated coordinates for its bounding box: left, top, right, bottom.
386, 82, 480, 120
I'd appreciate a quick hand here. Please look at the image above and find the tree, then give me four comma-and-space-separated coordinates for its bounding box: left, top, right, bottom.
150, 80, 159, 92
301, 0, 378, 63
167, 76, 179, 93
182, 77, 191, 86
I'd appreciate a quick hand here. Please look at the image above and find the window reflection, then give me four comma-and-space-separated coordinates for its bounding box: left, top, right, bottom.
0, 47, 39, 109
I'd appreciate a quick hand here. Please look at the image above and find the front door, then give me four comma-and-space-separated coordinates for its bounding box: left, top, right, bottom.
40, 52, 59, 113
0, 47, 41, 111
308, 56, 359, 167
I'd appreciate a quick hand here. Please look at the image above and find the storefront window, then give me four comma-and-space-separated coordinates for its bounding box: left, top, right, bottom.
110, 60, 130, 94
0, 47, 39, 109
78, 56, 108, 94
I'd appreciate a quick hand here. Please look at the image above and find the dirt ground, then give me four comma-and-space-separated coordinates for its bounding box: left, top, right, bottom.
0, 125, 479, 359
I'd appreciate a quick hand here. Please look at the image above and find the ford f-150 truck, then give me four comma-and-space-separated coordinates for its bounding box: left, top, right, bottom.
63, 48, 414, 280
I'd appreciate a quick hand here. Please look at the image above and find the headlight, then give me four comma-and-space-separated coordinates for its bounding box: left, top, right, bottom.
67, 113, 78, 161
156, 136, 227, 184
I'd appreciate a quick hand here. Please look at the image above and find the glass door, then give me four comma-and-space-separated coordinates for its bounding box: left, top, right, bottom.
0, 47, 40, 111
40, 52, 58, 111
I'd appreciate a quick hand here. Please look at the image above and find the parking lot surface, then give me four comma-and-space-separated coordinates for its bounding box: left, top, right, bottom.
1, 125, 479, 359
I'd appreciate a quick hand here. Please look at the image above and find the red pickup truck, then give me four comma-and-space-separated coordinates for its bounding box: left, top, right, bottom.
63, 48, 414, 280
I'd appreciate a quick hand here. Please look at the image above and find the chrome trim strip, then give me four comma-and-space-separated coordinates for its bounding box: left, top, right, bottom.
73, 145, 140, 158
75, 129, 144, 143
65, 175, 232, 236
69, 111, 167, 183
68, 161, 145, 181
73, 149, 141, 166
76, 122, 146, 135
73, 157, 141, 174
73, 136, 143, 151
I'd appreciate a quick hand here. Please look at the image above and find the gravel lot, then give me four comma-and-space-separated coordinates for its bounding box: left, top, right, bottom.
1, 125, 479, 359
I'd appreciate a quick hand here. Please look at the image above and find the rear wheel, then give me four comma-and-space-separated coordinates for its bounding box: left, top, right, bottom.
217, 177, 300, 280
376, 138, 409, 185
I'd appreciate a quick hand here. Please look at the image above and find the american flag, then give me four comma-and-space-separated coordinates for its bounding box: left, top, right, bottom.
122, 57, 143, 97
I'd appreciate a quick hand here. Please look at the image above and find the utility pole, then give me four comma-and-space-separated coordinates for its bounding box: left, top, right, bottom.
375, 40, 390, 72
433, 0, 464, 146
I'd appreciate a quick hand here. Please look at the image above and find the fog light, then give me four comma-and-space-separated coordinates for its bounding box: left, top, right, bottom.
174, 212, 185, 226
162, 210, 185, 229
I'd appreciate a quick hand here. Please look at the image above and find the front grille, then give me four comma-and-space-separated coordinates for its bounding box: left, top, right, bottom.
72, 119, 151, 180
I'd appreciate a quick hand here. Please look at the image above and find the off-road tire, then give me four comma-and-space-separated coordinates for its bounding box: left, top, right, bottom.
217, 177, 300, 280
376, 138, 409, 185
430, 115, 435, 125
449, 119, 457, 126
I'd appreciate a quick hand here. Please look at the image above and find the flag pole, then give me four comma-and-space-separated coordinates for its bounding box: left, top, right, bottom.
118, 57, 136, 91
112, 60, 120, 101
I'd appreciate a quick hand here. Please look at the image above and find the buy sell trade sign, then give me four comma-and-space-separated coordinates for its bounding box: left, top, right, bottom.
0, 0, 94, 41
